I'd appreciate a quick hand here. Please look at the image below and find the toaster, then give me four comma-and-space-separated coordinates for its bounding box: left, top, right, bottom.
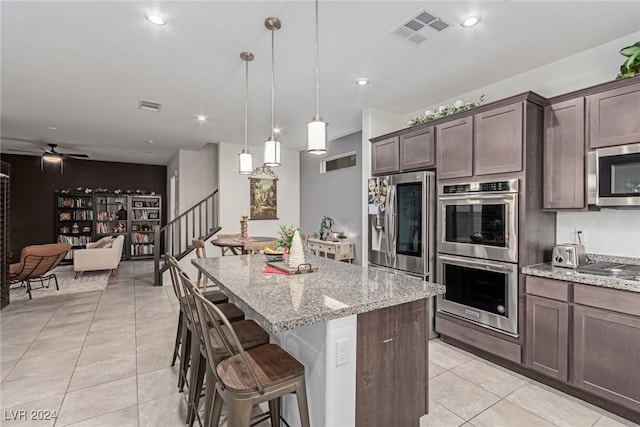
552, 244, 586, 268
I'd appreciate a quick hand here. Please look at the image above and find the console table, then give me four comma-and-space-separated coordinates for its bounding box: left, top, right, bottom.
308, 238, 354, 263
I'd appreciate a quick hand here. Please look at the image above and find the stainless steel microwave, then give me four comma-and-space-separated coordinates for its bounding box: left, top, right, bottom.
594, 143, 640, 207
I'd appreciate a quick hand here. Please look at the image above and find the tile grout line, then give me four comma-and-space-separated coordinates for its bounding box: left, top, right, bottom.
51, 292, 102, 427
133, 272, 141, 427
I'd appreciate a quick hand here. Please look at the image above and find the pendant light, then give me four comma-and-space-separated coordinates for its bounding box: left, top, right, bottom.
306, 0, 328, 155
238, 52, 254, 175
264, 17, 281, 167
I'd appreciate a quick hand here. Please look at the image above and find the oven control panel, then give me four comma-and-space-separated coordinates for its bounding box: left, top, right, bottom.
441, 179, 518, 195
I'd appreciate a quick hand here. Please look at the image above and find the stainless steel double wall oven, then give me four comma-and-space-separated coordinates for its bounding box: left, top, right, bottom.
436, 179, 520, 336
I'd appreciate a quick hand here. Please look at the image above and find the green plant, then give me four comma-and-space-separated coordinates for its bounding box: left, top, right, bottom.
617, 41, 640, 79
407, 95, 485, 127
276, 224, 300, 248
336, 231, 347, 240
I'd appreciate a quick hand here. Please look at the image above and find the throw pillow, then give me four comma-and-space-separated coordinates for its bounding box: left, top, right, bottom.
92, 236, 114, 249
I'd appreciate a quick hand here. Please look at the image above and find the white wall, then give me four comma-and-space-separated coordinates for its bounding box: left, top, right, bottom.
399, 31, 640, 259
361, 107, 405, 263
217, 142, 300, 256
177, 143, 218, 213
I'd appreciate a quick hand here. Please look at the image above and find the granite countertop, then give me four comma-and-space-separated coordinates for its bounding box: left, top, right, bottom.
192, 254, 445, 333
522, 263, 640, 293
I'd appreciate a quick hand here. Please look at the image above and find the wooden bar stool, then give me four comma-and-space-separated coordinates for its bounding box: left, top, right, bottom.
167, 256, 243, 394
179, 271, 270, 426
191, 285, 311, 427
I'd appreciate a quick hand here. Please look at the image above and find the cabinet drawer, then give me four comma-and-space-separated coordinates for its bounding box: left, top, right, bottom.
574, 284, 640, 317
525, 276, 571, 302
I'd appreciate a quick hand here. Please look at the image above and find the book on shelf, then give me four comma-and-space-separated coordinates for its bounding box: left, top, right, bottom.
131, 244, 155, 255
131, 232, 154, 243
58, 235, 92, 246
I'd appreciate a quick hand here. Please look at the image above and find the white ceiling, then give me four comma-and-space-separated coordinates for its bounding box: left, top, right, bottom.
1, 1, 639, 165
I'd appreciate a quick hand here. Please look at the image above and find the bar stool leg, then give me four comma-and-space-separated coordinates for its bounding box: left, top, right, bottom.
227, 399, 253, 427
186, 338, 202, 424
209, 389, 224, 427
189, 354, 206, 427
294, 380, 311, 427
171, 311, 183, 366
268, 397, 281, 427
178, 326, 191, 392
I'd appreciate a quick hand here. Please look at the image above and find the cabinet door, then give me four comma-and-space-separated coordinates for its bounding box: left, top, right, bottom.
400, 127, 434, 172
371, 136, 400, 176
525, 295, 569, 381
543, 98, 586, 209
356, 300, 427, 427
573, 305, 640, 411
474, 102, 523, 176
588, 82, 640, 148
436, 117, 473, 179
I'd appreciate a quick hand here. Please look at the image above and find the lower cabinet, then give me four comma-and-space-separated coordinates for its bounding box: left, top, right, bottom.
573, 305, 640, 412
525, 295, 569, 381
355, 300, 427, 427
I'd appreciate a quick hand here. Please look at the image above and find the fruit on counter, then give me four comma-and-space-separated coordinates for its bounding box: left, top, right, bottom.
264, 247, 284, 254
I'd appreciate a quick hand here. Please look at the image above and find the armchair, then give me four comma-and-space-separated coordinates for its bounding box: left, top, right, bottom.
9, 243, 72, 299
73, 235, 125, 278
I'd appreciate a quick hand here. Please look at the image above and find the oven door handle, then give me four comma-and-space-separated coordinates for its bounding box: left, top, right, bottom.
438, 194, 516, 203
438, 254, 514, 272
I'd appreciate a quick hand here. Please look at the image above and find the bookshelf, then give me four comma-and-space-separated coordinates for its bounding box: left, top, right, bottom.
55, 193, 94, 261
129, 195, 161, 258
54, 192, 162, 261
94, 195, 129, 259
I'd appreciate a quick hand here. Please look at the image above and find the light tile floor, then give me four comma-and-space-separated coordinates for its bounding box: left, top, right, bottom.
0, 261, 638, 427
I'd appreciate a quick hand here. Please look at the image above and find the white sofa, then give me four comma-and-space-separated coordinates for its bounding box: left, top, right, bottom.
73, 235, 125, 278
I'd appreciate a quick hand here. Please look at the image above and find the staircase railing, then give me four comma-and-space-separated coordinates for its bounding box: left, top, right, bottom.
153, 189, 219, 285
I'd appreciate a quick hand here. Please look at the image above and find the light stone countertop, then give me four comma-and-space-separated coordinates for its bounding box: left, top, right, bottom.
192, 254, 445, 333
522, 263, 640, 293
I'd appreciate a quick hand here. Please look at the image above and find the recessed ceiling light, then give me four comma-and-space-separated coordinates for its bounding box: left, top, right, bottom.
146, 139, 155, 144
196, 115, 207, 122
47, 126, 57, 131
145, 13, 167, 26
356, 78, 370, 86
461, 15, 481, 27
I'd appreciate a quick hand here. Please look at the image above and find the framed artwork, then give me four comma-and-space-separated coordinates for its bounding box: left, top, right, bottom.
148, 212, 159, 220
250, 178, 278, 220
133, 201, 143, 207
59, 212, 72, 221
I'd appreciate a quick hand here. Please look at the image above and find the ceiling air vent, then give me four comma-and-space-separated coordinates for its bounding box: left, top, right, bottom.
138, 99, 162, 113
391, 8, 450, 46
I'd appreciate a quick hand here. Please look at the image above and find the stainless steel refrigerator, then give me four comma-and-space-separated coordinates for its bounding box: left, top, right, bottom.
368, 171, 435, 280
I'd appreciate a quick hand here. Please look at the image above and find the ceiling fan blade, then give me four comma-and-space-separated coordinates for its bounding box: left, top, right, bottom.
63, 153, 90, 158
5, 148, 40, 154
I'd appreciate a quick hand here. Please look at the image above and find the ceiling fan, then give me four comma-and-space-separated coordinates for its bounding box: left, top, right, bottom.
5, 140, 90, 173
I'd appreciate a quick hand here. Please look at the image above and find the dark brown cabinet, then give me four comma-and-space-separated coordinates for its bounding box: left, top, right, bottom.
573, 304, 640, 412
356, 300, 427, 427
436, 117, 473, 179
474, 102, 523, 176
543, 98, 586, 209
371, 136, 400, 176
525, 295, 569, 381
588, 82, 640, 149
399, 126, 434, 172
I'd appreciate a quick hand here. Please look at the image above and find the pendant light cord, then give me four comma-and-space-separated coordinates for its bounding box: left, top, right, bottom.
244, 57, 249, 152
270, 27, 276, 140
314, 0, 320, 118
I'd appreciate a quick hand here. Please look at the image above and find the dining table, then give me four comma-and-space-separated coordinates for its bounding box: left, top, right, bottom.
209, 236, 277, 255
192, 254, 445, 427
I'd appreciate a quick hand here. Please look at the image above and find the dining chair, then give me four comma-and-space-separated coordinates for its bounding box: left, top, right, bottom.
217, 233, 241, 256
179, 271, 270, 427
191, 281, 311, 427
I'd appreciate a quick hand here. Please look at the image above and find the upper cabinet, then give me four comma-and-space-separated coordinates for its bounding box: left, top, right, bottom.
371, 136, 400, 176
399, 127, 435, 172
371, 127, 435, 176
543, 98, 586, 209
474, 103, 523, 176
588, 82, 640, 149
435, 117, 473, 179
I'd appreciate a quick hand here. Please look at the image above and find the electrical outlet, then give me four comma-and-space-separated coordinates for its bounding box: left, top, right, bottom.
574, 228, 587, 245
336, 338, 348, 367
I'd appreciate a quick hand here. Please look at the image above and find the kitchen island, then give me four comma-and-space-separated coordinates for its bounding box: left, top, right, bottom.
192, 254, 445, 427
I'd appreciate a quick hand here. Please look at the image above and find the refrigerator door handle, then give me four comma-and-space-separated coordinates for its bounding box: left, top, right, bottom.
388, 184, 397, 265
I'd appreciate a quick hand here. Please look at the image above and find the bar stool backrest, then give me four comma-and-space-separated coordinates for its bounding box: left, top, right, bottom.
192, 239, 206, 258
190, 281, 267, 395
167, 255, 185, 302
